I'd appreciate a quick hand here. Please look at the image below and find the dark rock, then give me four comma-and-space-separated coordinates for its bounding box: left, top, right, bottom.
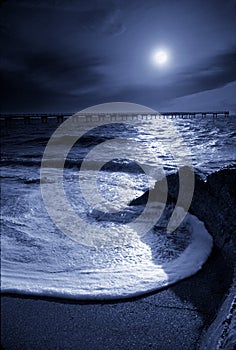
130, 164, 236, 262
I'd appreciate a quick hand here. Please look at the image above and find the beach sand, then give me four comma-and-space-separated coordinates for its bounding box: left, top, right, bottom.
1, 167, 235, 349
1, 246, 233, 350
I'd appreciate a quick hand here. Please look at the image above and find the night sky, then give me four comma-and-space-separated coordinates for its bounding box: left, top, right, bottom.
1, 0, 236, 113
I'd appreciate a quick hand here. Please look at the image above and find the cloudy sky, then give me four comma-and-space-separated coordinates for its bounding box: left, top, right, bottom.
1, 0, 236, 113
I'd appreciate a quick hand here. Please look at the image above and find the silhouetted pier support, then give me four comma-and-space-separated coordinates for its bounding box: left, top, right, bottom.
41, 115, 48, 123
160, 111, 230, 118
0, 111, 230, 126
198, 111, 230, 118
24, 116, 31, 124
4, 116, 12, 126
57, 115, 64, 123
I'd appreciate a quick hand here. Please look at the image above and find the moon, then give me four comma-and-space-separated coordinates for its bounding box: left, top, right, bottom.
152, 50, 169, 65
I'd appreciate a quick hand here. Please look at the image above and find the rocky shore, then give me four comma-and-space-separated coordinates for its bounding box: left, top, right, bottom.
131, 165, 236, 349
193, 167, 236, 350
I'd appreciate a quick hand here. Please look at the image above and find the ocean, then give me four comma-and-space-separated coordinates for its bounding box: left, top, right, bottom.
1, 113, 236, 300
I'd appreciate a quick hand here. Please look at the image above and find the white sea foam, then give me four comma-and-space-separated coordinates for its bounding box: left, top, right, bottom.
1, 181, 213, 299
2, 115, 234, 300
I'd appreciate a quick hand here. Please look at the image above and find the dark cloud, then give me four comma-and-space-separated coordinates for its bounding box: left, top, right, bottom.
0, 0, 126, 37
107, 49, 236, 107
26, 51, 104, 88
0, 50, 106, 112
0, 0, 236, 112
178, 50, 236, 93
77, 8, 126, 36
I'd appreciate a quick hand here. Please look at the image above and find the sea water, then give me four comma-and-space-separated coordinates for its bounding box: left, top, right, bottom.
1, 116, 235, 299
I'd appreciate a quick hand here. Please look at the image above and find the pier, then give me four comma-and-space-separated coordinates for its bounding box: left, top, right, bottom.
1, 112, 70, 126
0, 111, 230, 126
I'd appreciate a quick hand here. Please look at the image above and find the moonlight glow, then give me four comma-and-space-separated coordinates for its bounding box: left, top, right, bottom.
152, 50, 169, 65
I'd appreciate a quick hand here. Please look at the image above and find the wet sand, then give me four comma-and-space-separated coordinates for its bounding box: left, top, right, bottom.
1, 246, 233, 350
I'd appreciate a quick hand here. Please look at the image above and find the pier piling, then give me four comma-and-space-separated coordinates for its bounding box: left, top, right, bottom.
0, 111, 231, 126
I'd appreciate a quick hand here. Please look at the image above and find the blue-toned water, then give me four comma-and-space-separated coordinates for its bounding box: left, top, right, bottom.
1, 113, 235, 299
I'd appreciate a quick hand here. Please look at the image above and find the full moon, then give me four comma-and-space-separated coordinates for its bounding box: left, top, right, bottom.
152, 50, 168, 65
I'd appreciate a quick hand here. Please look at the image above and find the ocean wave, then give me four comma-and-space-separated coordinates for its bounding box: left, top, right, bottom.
1, 117, 235, 300
2, 160, 234, 300
1, 166, 215, 300
1, 211, 213, 299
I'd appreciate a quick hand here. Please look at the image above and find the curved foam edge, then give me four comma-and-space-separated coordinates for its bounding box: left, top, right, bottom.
1, 213, 213, 300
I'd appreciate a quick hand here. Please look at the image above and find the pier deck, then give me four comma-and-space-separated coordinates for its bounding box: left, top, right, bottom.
0, 111, 230, 125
